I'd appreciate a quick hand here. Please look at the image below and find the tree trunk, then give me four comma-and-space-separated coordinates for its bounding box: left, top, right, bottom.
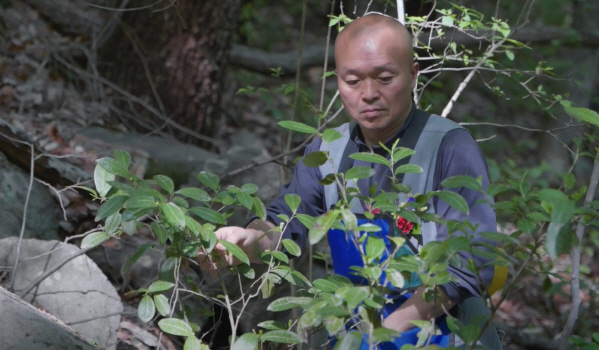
100, 0, 241, 145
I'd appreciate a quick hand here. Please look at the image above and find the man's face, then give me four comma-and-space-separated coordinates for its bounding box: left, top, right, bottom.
335, 29, 418, 139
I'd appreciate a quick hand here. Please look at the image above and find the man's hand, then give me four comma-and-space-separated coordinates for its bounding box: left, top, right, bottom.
382, 286, 455, 333
197, 220, 278, 277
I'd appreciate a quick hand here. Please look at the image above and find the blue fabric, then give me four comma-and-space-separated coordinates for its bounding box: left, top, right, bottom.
329, 294, 451, 349
327, 217, 421, 289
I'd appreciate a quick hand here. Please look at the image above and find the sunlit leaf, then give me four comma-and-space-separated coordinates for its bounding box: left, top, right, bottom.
94, 163, 114, 198
138, 295, 155, 323
433, 191, 469, 214
97, 158, 130, 178
441, 175, 483, 193
237, 192, 254, 210
189, 207, 226, 225
565, 106, 599, 128
158, 318, 194, 337
231, 333, 259, 350
160, 203, 186, 229
154, 294, 170, 316
345, 166, 375, 180
282, 239, 301, 257
147, 280, 175, 293
197, 171, 220, 191
177, 188, 211, 202
322, 129, 342, 143
285, 194, 301, 212
218, 240, 250, 265
394, 164, 423, 175
278, 120, 318, 134
81, 231, 110, 249
261, 330, 303, 344
349, 152, 389, 166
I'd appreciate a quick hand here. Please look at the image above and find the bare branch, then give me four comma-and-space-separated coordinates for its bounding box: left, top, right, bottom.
559, 151, 599, 350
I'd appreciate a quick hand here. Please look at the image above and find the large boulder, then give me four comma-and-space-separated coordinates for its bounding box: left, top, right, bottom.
0, 286, 100, 350
0, 237, 122, 350
0, 151, 59, 240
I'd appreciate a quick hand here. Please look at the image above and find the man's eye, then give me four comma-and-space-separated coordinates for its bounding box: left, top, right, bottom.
378, 76, 393, 83
345, 80, 359, 86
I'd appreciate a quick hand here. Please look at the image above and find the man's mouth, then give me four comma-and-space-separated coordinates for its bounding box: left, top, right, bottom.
361, 108, 384, 118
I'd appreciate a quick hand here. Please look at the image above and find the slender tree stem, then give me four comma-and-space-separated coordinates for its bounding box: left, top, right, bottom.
559, 151, 599, 350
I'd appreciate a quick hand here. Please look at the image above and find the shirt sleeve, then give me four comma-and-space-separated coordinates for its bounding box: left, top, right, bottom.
246, 138, 326, 251
432, 128, 497, 304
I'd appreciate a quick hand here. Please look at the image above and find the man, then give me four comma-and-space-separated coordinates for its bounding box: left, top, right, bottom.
200, 13, 499, 347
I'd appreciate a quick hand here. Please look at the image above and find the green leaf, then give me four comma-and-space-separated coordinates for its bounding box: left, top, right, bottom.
94, 163, 115, 198
160, 203, 186, 229
303, 151, 329, 167
394, 164, 423, 175
105, 212, 122, 235
231, 333, 259, 350
263, 250, 289, 264
296, 214, 316, 229
183, 336, 203, 350
487, 184, 511, 197
278, 120, 318, 134
177, 188, 211, 202
197, 171, 220, 191
138, 295, 155, 323
324, 316, 345, 336
312, 279, 338, 293
442, 15, 454, 26
392, 147, 415, 162
252, 197, 267, 221
95, 195, 128, 221
309, 211, 339, 245
505, 50, 514, 61
122, 244, 153, 277
565, 106, 599, 128
349, 152, 390, 166
237, 192, 254, 210
345, 166, 375, 180
333, 331, 363, 350
122, 219, 137, 235
158, 318, 195, 337
546, 221, 574, 260
322, 129, 342, 143
113, 150, 131, 169
218, 240, 250, 265
185, 216, 201, 235
285, 194, 301, 212
441, 175, 483, 193
148, 280, 175, 293
154, 175, 174, 194
154, 294, 170, 316
261, 330, 303, 344
372, 327, 400, 343
282, 239, 301, 257
258, 320, 286, 330
81, 231, 110, 249
240, 183, 259, 194
189, 207, 226, 225
563, 173, 575, 190
97, 158, 130, 178
344, 286, 369, 310
385, 269, 405, 288
366, 237, 386, 262
151, 222, 169, 244
433, 191, 469, 214
267, 296, 313, 312
126, 193, 158, 209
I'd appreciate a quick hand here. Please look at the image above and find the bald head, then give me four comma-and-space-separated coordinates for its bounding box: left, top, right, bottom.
335, 13, 414, 65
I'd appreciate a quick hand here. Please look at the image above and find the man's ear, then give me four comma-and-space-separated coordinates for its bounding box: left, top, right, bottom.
411, 62, 419, 89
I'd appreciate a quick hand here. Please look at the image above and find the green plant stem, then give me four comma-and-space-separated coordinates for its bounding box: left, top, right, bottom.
559, 151, 599, 350
283, 0, 308, 173
318, 0, 336, 114
217, 269, 238, 347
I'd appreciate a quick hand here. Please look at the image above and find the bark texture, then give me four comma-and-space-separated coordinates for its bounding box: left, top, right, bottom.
100, 0, 241, 143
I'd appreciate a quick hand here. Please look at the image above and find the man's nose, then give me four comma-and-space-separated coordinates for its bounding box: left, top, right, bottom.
361, 79, 379, 102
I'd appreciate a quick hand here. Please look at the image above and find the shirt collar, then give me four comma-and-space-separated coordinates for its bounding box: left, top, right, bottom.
351, 103, 417, 154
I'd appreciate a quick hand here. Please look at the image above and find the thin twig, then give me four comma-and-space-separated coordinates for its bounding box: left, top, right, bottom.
18, 246, 96, 298
9, 142, 35, 293
559, 151, 599, 350
53, 55, 223, 146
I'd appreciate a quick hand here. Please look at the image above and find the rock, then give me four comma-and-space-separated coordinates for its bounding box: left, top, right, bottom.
71, 127, 218, 186
0, 237, 122, 350
0, 151, 59, 240
0, 286, 100, 350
